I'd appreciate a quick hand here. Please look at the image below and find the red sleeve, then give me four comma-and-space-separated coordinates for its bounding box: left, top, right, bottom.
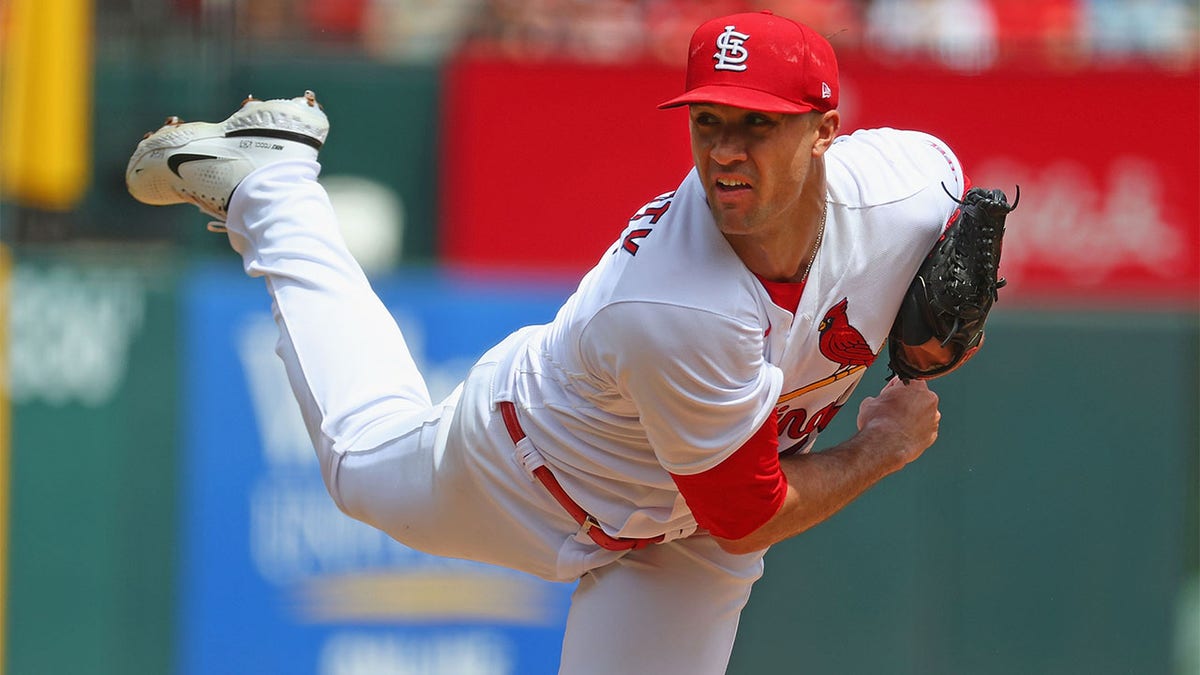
669, 413, 788, 540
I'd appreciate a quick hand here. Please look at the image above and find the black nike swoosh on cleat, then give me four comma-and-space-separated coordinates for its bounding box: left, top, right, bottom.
167, 153, 221, 177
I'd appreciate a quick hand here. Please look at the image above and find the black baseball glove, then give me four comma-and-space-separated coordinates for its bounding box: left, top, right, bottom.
887, 185, 1019, 381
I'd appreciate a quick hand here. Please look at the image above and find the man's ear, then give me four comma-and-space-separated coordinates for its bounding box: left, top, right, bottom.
814, 110, 840, 155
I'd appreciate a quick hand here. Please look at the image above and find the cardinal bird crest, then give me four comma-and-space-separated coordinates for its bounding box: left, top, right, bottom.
772, 297, 876, 455
818, 297, 877, 375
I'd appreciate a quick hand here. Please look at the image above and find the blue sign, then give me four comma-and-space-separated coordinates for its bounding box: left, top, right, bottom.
179, 265, 577, 675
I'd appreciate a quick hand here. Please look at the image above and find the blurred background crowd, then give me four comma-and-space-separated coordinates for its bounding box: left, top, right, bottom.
3, 0, 1196, 252
153, 0, 1198, 69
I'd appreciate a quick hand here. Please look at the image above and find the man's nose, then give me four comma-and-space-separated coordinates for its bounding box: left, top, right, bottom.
710, 131, 748, 165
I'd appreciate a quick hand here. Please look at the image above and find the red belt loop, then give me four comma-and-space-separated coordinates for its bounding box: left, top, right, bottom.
498, 401, 664, 552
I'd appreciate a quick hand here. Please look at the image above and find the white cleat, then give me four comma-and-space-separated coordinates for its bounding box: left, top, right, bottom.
126, 90, 329, 225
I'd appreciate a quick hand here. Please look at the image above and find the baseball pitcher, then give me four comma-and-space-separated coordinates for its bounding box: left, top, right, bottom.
127, 10, 1013, 674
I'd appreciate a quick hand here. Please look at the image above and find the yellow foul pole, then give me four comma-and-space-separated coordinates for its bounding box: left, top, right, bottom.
0, 0, 94, 210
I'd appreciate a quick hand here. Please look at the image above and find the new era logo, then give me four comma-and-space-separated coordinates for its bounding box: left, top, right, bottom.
821, 82, 832, 99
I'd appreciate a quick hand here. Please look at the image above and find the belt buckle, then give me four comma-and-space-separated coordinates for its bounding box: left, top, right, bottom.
580, 515, 629, 551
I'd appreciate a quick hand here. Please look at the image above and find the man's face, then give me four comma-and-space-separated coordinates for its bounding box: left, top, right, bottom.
688, 104, 820, 237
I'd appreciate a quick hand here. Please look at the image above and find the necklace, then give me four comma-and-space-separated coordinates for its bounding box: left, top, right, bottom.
799, 200, 828, 284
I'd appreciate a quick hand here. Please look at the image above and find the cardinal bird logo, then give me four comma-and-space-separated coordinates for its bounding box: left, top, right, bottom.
818, 297, 877, 375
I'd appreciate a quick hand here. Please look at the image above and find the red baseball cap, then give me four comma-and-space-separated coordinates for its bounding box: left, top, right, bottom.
658, 11, 839, 114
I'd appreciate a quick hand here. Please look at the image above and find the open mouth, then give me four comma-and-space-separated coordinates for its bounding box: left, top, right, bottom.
715, 177, 752, 192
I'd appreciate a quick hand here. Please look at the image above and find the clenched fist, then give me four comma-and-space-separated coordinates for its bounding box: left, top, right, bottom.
856, 377, 941, 470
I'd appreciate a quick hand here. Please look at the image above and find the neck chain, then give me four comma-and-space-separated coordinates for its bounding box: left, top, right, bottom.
800, 200, 828, 284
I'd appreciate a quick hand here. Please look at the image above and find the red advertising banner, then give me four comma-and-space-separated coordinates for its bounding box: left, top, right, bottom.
440, 55, 1199, 304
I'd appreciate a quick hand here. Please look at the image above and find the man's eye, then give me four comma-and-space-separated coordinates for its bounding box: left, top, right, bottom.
746, 114, 774, 127
694, 113, 718, 126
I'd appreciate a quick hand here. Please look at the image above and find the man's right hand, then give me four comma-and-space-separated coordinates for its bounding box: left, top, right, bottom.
856, 377, 941, 471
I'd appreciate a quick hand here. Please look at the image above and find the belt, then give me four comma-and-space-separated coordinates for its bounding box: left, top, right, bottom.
498, 401, 664, 552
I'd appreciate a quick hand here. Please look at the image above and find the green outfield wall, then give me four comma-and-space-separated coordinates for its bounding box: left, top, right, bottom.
5, 251, 179, 675
84, 56, 441, 263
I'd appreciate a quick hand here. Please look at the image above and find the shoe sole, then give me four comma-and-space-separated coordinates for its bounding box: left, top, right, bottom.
126, 92, 328, 215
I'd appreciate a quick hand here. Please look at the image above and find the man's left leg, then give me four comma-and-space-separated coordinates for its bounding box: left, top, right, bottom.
559, 535, 765, 675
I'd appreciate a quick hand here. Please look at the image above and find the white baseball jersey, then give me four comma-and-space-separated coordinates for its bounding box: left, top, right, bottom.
490, 127, 965, 540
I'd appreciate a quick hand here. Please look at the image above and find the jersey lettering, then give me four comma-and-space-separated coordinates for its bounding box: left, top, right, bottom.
632, 202, 671, 224
774, 398, 844, 456
618, 196, 674, 256
621, 228, 653, 255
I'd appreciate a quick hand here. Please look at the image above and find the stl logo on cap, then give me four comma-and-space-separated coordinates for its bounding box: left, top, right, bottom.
713, 25, 751, 71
